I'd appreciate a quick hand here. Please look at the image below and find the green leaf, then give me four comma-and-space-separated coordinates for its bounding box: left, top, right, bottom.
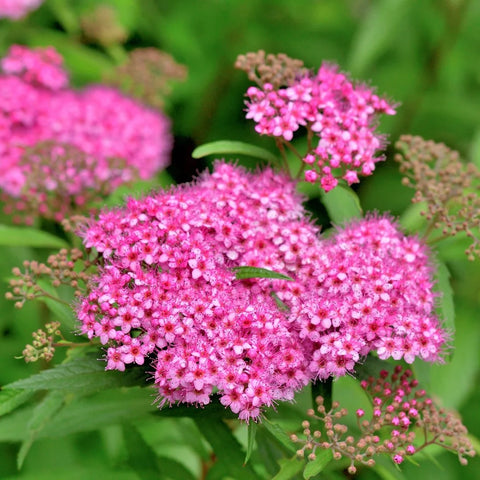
0, 389, 35, 417
122, 424, 164, 480
192, 140, 278, 164
233, 266, 293, 281
272, 455, 305, 480
434, 261, 455, 336
193, 417, 262, 480
17, 390, 65, 469
399, 202, 428, 233
320, 185, 362, 224
347, 0, 411, 76
3, 355, 145, 393
261, 418, 297, 455
40, 388, 156, 438
303, 449, 333, 479
0, 225, 68, 248
244, 422, 257, 465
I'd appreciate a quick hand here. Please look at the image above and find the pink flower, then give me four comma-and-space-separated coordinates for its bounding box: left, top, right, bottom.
243, 62, 396, 192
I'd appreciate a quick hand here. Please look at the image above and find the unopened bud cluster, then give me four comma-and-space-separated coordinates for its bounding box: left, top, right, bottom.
291, 366, 475, 474
21, 321, 62, 363
6, 248, 89, 308
80, 5, 128, 47
395, 135, 480, 260
106, 48, 187, 109
235, 50, 308, 89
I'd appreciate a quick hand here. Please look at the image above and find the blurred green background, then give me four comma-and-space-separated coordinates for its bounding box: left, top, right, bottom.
1, 0, 479, 478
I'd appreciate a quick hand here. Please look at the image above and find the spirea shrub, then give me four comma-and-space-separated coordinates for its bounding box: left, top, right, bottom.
3, 48, 477, 478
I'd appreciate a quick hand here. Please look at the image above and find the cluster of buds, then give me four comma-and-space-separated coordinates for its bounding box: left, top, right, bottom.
6, 248, 90, 309
1, 141, 132, 223
291, 366, 475, 474
80, 5, 128, 47
21, 321, 62, 363
235, 50, 308, 89
395, 135, 480, 260
105, 48, 187, 109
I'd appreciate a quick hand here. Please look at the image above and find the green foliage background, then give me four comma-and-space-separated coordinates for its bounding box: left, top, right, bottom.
0, 0, 479, 479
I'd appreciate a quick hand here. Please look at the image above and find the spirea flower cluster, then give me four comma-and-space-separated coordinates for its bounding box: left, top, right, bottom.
279, 216, 446, 379
0, 45, 171, 221
78, 162, 318, 420
237, 52, 396, 191
0, 0, 42, 19
75, 162, 446, 420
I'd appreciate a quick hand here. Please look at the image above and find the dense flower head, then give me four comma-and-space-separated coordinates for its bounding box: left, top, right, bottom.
240, 54, 396, 191
0, 0, 42, 18
277, 214, 446, 378
77, 162, 319, 420
0, 45, 171, 221
75, 163, 446, 419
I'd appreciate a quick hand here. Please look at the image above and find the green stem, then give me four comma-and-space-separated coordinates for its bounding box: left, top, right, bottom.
104, 43, 128, 65
36, 290, 71, 307
275, 138, 290, 172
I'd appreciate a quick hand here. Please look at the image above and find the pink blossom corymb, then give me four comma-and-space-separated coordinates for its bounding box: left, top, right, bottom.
277, 214, 446, 379
78, 162, 318, 420
77, 163, 446, 419
243, 63, 396, 192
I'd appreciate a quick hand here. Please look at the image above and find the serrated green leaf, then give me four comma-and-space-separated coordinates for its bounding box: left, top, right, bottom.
192, 140, 278, 164
244, 422, 257, 465
320, 184, 362, 224
0, 225, 68, 248
272, 454, 305, 480
233, 266, 293, 281
193, 417, 261, 480
18, 390, 65, 469
3, 356, 145, 393
38, 388, 155, 438
434, 261, 455, 336
261, 418, 296, 455
303, 449, 333, 479
0, 389, 35, 417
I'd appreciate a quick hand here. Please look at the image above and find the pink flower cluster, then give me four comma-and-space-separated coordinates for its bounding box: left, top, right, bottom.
0, 0, 42, 19
77, 163, 445, 420
244, 64, 396, 191
0, 45, 171, 219
278, 216, 446, 379
78, 163, 316, 420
